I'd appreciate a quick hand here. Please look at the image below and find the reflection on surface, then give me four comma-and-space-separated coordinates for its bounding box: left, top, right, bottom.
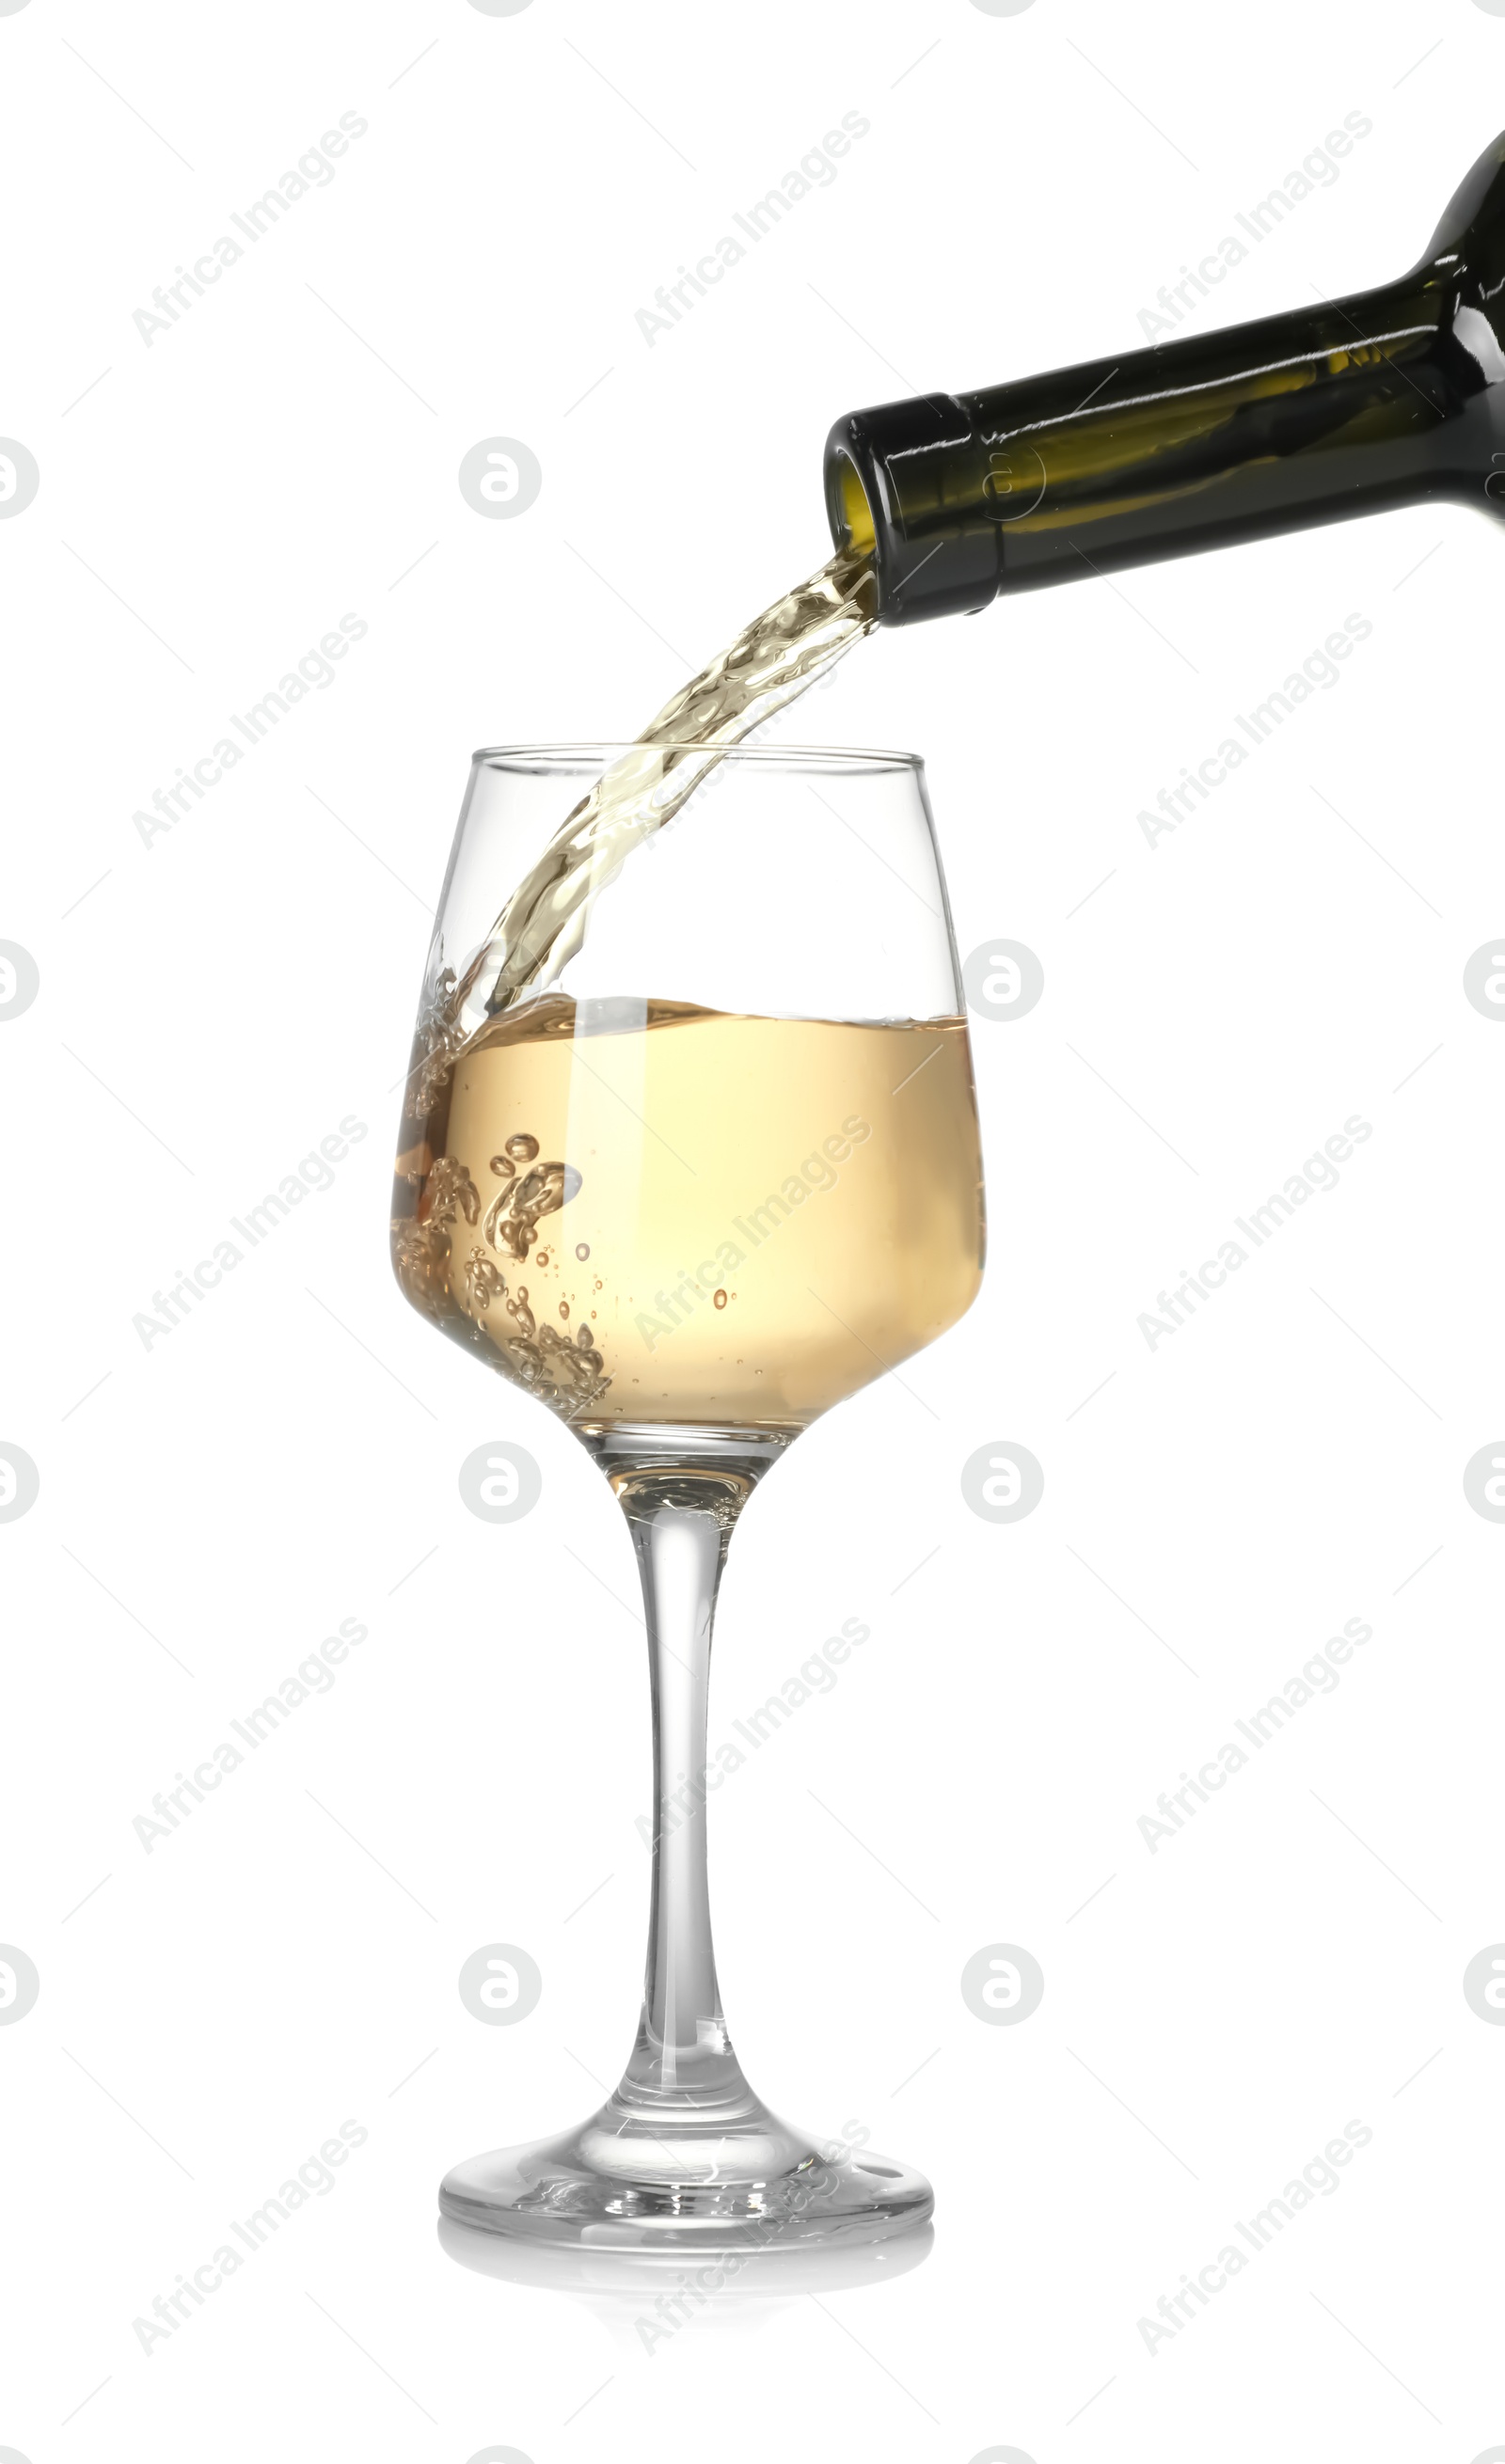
437, 2215, 933, 2351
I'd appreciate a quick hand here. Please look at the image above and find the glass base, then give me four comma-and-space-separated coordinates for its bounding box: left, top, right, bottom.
438, 2090, 933, 2252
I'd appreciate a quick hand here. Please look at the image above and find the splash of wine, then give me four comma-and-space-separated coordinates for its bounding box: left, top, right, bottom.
447, 544, 878, 1032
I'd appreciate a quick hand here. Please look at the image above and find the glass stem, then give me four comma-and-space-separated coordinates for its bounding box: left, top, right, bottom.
630, 1487, 734, 2096
591, 1435, 789, 2120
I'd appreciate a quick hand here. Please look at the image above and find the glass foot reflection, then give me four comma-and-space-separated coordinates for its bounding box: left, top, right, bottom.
437, 2214, 934, 2303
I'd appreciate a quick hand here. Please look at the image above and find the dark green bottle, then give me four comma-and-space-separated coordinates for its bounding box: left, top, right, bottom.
825, 131, 1505, 624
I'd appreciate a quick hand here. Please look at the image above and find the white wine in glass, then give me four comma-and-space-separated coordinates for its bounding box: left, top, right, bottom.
392, 742, 984, 2250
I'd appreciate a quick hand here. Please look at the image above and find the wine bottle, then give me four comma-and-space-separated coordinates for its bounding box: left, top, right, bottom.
825, 129, 1505, 624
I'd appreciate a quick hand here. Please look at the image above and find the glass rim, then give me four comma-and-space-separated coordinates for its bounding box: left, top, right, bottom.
470, 740, 924, 774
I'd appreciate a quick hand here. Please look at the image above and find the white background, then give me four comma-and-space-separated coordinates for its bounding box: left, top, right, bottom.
2, 1, 1503, 2457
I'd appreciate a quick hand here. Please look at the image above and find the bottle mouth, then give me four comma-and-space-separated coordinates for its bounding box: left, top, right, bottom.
825, 399, 998, 625
470, 742, 922, 775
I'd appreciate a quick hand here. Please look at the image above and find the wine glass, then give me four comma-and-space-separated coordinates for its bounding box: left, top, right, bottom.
391, 741, 985, 2250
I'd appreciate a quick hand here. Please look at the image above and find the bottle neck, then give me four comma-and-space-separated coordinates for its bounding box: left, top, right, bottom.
827, 264, 1505, 624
